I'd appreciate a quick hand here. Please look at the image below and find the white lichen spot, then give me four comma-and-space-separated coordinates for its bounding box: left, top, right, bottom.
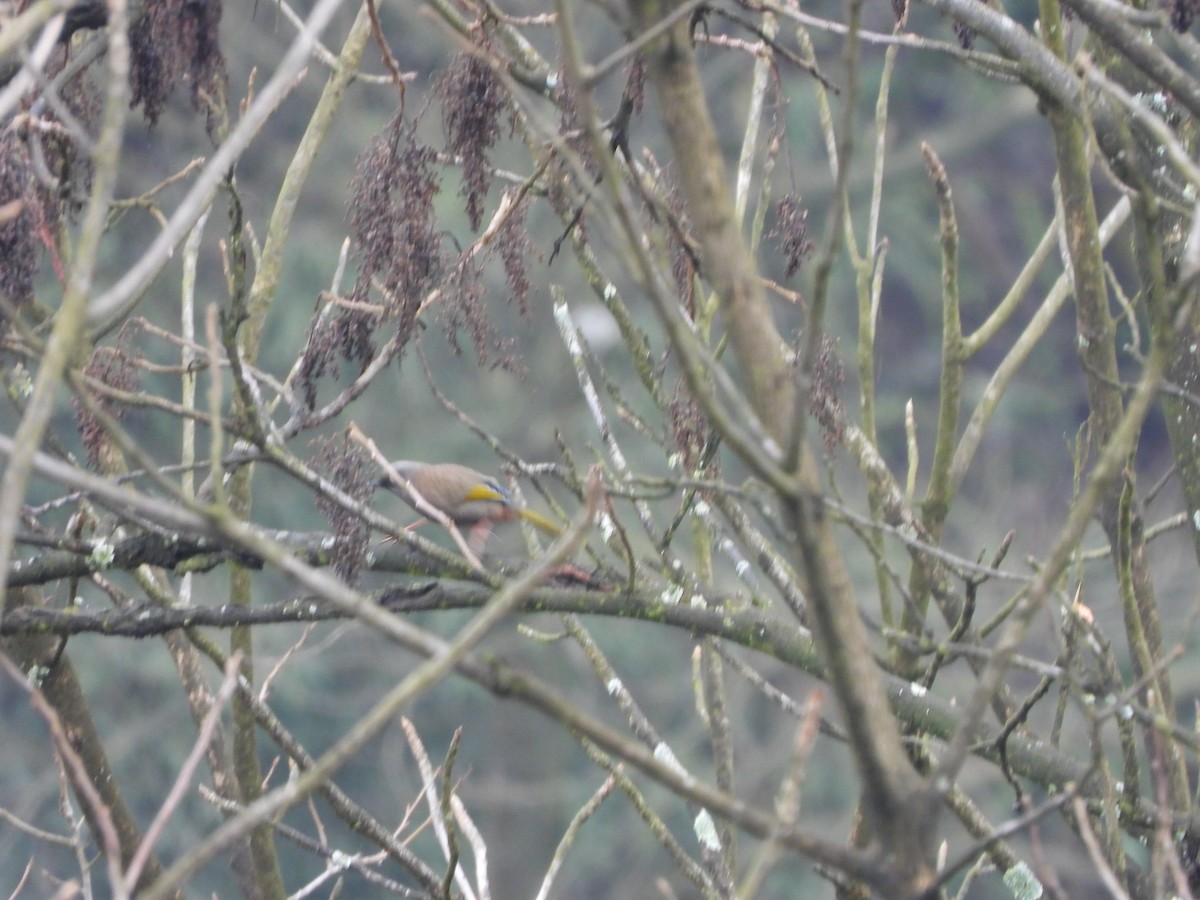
544, 72, 560, 91
694, 809, 721, 851
1192, 510, 1200, 532
653, 742, 687, 778
26, 665, 50, 687
329, 850, 352, 871
12, 363, 32, 400
552, 301, 584, 356
1119, 704, 1134, 721
309, 604, 319, 616
909, 681, 928, 698
606, 676, 623, 696
661, 584, 685, 606
1143, 91, 1169, 113
603, 282, 617, 301
88, 541, 115, 571
598, 511, 616, 542
1077, 334, 1090, 350
1002, 861, 1044, 899
690, 594, 707, 610
735, 559, 751, 578
667, 452, 683, 470
694, 499, 710, 517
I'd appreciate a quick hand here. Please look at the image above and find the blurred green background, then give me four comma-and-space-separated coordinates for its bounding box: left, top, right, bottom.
2, 0, 1195, 896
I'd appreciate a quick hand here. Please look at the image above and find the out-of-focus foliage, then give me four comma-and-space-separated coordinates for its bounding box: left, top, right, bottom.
2, 0, 1200, 897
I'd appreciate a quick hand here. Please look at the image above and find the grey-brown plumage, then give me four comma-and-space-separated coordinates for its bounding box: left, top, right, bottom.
377, 461, 514, 525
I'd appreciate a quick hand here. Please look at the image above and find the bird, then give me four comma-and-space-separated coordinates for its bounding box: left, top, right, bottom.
377, 460, 559, 551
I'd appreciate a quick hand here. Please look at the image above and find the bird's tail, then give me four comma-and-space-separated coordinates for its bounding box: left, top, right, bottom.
517, 507, 562, 536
